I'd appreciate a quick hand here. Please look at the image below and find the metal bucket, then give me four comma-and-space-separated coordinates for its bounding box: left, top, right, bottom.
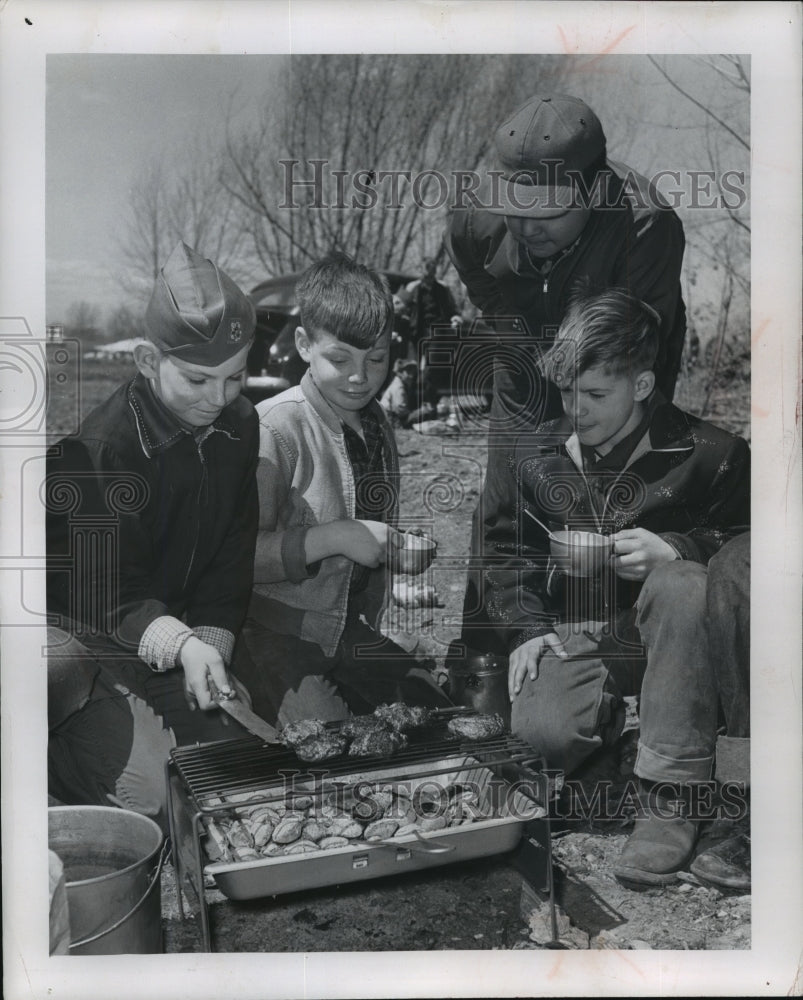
48, 806, 167, 955
447, 651, 511, 727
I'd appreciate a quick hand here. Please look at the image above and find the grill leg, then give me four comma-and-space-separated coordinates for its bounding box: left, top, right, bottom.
192, 813, 213, 953
166, 762, 213, 951
514, 814, 561, 945
165, 762, 185, 922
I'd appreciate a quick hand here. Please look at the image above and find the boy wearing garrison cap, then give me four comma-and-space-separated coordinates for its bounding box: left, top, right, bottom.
46, 242, 258, 831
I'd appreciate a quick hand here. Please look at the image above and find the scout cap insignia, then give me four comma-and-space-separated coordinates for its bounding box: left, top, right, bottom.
487, 94, 608, 217
145, 242, 256, 365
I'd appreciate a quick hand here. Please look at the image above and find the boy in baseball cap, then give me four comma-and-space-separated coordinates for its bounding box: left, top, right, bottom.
489, 94, 609, 217
446, 93, 687, 658
46, 242, 259, 831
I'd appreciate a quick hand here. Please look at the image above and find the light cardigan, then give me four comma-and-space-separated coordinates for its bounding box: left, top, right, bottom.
249, 371, 400, 656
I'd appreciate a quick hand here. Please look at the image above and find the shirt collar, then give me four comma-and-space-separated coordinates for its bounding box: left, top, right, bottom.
485, 176, 620, 280
301, 370, 384, 436
126, 373, 241, 457
580, 393, 659, 471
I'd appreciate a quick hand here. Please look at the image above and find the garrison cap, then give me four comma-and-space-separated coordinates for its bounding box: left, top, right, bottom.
145, 242, 256, 366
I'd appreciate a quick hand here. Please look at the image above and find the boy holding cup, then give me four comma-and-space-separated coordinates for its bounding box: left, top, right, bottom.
481, 286, 749, 888
232, 253, 450, 723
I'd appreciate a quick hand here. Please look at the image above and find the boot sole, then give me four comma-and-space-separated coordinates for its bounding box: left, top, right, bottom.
688, 862, 751, 892
613, 865, 681, 891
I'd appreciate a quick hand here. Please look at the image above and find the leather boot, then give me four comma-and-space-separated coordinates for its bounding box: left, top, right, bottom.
690, 816, 751, 891
614, 780, 699, 890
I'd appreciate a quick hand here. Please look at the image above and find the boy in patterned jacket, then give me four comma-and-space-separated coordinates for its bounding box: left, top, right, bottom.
482, 286, 749, 888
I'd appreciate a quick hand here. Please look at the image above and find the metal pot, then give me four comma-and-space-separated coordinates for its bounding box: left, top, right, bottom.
447, 652, 510, 726
48, 805, 166, 955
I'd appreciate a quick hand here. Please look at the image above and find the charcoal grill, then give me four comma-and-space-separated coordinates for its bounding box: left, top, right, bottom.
166, 709, 555, 951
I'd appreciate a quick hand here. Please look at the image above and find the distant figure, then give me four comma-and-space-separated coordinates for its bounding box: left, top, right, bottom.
379, 357, 419, 428
402, 257, 462, 350
399, 257, 462, 418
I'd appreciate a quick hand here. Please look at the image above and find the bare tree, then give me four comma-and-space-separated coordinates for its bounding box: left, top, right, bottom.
116, 158, 171, 299
115, 140, 251, 306
221, 55, 567, 278
645, 56, 750, 420
65, 300, 102, 344
105, 304, 144, 344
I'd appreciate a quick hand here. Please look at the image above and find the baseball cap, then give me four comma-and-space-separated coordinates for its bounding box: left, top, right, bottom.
145, 242, 256, 366
487, 95, 608, 217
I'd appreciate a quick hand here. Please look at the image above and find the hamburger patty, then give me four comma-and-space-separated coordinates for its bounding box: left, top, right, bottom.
280, 719, 327, 748
373, 702, 431, 732
446, 713, 505, 740
293, 732, 348, 762
348, 728, 408, 758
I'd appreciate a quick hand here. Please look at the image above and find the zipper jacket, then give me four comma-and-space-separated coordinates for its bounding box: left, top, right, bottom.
46, 374, 259, 655
249, 372, 400, 657
482, 398, 750, 653
445, 161, 687, 411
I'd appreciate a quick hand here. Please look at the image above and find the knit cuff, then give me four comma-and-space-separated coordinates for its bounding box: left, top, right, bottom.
281, 525, 319, 583
508, 622, 559, 654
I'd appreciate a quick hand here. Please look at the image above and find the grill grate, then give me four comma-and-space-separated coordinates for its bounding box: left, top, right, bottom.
166, 709, 554, 951
170, 711, 543, 813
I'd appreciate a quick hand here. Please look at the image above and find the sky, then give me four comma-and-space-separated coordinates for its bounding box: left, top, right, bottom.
46, 54, 280, 322
44, 51, 744, 328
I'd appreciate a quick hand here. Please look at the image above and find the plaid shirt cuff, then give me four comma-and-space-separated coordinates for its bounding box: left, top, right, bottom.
138, 616, 195, 672
192, 626, 235, 666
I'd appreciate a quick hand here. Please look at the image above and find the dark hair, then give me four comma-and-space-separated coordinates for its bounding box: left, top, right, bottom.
295, 253, 393, 349
541, 285, 660, 386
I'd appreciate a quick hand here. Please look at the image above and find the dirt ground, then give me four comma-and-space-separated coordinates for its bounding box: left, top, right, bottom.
46, 355, 751, 952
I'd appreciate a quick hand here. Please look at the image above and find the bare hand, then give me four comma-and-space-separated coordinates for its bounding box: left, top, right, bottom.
508, 632, 568, 701
610, 528, 678, 581
178, 636, 232, 711
338, 520, 403, 568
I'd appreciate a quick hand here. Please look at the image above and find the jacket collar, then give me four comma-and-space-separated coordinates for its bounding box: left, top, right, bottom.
485, 169, 628, 280
563, 394, 695, 473
126, 373, 242, 457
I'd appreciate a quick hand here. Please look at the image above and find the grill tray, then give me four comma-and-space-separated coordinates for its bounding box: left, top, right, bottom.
205, 755, 544, 899
168, 712, 548, 902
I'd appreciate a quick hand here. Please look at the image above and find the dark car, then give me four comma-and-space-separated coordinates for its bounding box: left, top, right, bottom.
243, 270, 417, 404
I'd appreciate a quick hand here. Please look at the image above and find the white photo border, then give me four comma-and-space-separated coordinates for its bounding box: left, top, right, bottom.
1, 2, 801, 997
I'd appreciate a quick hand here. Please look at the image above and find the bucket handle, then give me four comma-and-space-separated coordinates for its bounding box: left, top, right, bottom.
68, 838, 170, 951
